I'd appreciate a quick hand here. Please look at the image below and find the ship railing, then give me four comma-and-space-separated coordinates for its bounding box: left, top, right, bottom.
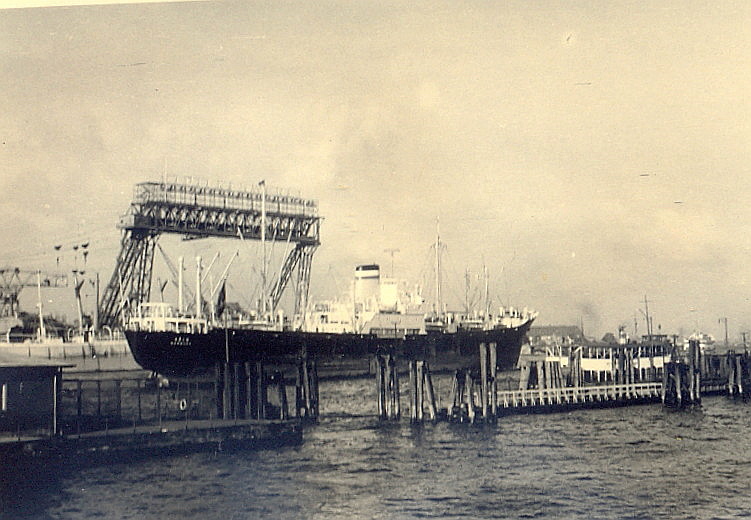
497, 382, 663, 408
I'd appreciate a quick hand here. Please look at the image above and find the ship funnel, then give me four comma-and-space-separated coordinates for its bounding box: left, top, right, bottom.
354, 264, 380, 311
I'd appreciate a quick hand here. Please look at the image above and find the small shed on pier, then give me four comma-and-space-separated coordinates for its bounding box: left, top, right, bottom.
0, 352, 72, 435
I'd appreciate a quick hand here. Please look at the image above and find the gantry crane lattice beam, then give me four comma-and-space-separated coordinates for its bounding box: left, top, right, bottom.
0, 268, 68, 319
98, 180, 321, 329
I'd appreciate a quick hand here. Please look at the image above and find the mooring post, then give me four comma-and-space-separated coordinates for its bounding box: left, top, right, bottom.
480, 343, 489, 420
661, 362, 668, 404
465, 370, 475, 423
136, 379, 142, 422
447, 370, 459, 419
233, 363, 242, 420
416, 360, 425, 422
215, 363, 223, 419
688, 340, 697, 404
736, 353, 744, 396
157, 376, 162, 427
301, 357, 312, 418
490, 342, 498, 419
390, 355, 401, 420
295, 359, 303, 417
274, 370, 288, 420
223, 362, 232, 420
309, 359, 320, 419
536, 362, 545, 402
257, 361, 266, 420
424, 361, 437, 421
518, 357, 531, 390
408, 359, 417, 422
375, 355, 386, 419
694, 340, 702, 404
554, 361, 565, 402
384, 354, 393, 419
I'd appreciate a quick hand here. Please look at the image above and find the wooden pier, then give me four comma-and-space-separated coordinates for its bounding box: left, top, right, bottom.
371, 340, 751, 424
0, 354, 317, 480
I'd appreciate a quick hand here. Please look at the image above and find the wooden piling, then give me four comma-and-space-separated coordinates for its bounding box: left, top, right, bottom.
448, 370, 459, 419
424, 362, 437, 421
416, 360, 425, 422
215, 363, 223, 419
222, 362, 232, 420
156, 377, 162, 427
375, 355, 386, 419
136, 379, 142, 422
256, 362, 265, 420
535, 361, 544, 401
465, 370, 475, 423
275, 371, 288, 420
736, 353, 744, 396
232, 364, 242, 420
480, 343, 490, 420
310, 360, 320, 418
389, 355, 400, 420
490, 342, 498, 419
245, 362, 256, 420
408, 360, 417, 423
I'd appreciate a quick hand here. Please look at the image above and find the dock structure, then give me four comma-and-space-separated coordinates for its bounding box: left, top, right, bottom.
373, 340, 745, 425
0, 353, 309, 477
661, 340, 702, 408
445, 361, 662, 423
0, 417, 301, 490
375, 353, 401, 420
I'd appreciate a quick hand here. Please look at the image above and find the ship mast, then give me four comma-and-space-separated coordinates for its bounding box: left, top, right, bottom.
464, 268, 470, 315
434, 217, 442, 315
195, 256, 202, 320
260, 180, 268, 315
483, 264, 489, 320
36, 270, 46, 341
177, 256, 184, 314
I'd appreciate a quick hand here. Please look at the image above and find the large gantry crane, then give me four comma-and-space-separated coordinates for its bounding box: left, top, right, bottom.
98, 179, 321, 330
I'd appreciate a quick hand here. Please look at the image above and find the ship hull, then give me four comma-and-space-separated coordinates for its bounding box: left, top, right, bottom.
125, 319, 534, 377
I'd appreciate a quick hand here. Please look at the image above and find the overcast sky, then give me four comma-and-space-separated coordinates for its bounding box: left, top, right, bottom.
1, 1, 749, 339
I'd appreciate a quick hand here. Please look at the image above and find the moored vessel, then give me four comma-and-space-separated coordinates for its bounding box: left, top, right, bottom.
124, 262, 536, 377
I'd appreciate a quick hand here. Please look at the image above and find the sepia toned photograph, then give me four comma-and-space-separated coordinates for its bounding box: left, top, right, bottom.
1, 0, 749, 518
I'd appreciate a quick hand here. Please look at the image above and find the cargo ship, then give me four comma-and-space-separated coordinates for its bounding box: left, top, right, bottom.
124, 263, 536, 377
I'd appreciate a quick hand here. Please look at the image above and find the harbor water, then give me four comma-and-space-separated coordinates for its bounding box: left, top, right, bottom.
4, 376, 751, 519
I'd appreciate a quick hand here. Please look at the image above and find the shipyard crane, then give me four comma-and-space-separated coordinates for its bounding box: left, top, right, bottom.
98, 179, 321, 330
0, 268, 68, 318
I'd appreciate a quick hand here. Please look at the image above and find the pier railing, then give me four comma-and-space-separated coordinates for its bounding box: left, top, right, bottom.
496, 382, 663, 409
